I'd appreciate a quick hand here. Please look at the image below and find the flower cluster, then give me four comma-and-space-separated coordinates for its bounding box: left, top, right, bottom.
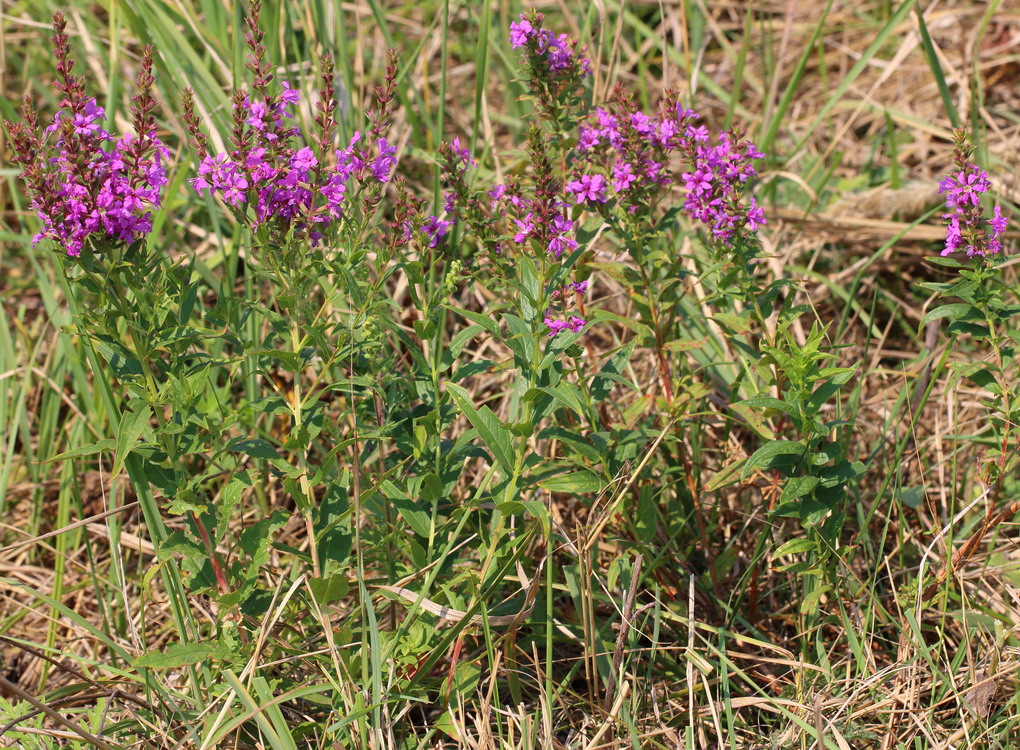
509, 11, 590, 115
544, 280, 588, 336
509, 13, 591, 77
4, 14, 168, 257
182, 0, 399, 245
188, 89, 391, 238
494, 181, 580, 260
937, 130, 1007, 258
570, 90, 766, 242
479, 126, 580, 260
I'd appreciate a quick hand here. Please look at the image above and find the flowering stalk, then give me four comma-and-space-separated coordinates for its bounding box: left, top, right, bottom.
179, 3, 438, 582
937, 129, 1007, 258
922, 130, 1015, 600
4, 13, 169, 257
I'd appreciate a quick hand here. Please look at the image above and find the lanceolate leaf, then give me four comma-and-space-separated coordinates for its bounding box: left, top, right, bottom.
446, 382, 515, 474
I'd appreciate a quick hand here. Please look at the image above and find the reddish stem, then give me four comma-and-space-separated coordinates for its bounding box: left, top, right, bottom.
189, 511, 230, 596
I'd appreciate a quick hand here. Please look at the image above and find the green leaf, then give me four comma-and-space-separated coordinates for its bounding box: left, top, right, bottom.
132, 641, 231, 669
217, 472, 252, 538
157, 530, 205, 562
151, 325, 224, 349
706, 458, 747, 491
780, 475, 820, 501
924, 255, 969, 268
591, 340, 637, 403
771, 538, 817, 559
799, 585, 831, 615
712, 312, 753, 334
663, 337, 705, 352
537, 469, 604, 494
536, 384, 587, 420
741, 440, 805, 480
736, 397, 798, 416
536, 427, 602, 463
731, 402, 776, 440
227, 438, 285, 462
818, 460, 866, 487
444, 324, 485, 367
452, 359, 500, 382
444, 305, 499, 336
248, 349, 305, 373
446, 382, 515, 473
44, 439, 116, 463
919, 303, 973, 332
392, 496, 432, 538
309, 574, 350, 605
112, 400, 152, 482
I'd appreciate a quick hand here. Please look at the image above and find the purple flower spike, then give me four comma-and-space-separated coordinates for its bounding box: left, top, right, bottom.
510, 12, 591, 79
4, 21, 168, 257
937, 130, 1007, 258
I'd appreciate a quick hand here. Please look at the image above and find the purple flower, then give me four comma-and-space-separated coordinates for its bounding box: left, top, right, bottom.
447, 136, 476, 174
291, 146, 317, 172
746, 198, 766, 231
595, 108, 617, 131
551, 214, 573, 235
489, 183, 507, 209
578, 126, 601, 152
548, 213, 577, 256
513, 212, 535, 243
566, 173, 607, 204
657, 118, 679, 147
991, 205, 1008, 234
371, 138, 397, 183
686, 124, 710, 143
544, 311, 586, 336
319, 175, 346, 217
280, 81, 301, 106
682, 167, 712, 195
451, 137, 472, 164
630, 111, 653, 136
612, 161, 637, 193
72, 100, 105, 135
246, 99, 268, 130
423, 215, 454, 248
193, 153, 249, 205
548, 234, 578, 258
509, 18, 534, 48
943, 218, 963, 256
939, 168, 990, 208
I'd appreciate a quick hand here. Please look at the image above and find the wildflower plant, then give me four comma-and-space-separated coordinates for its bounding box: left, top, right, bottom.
918, 129, 1016, 600
172, 0, 412, 594
2, 5, 893, 740
2, 13, 220, 640
440, 11, 870, 629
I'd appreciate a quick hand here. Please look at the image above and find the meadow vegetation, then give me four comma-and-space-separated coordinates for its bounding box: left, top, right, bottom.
2, 1, 1020, 747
